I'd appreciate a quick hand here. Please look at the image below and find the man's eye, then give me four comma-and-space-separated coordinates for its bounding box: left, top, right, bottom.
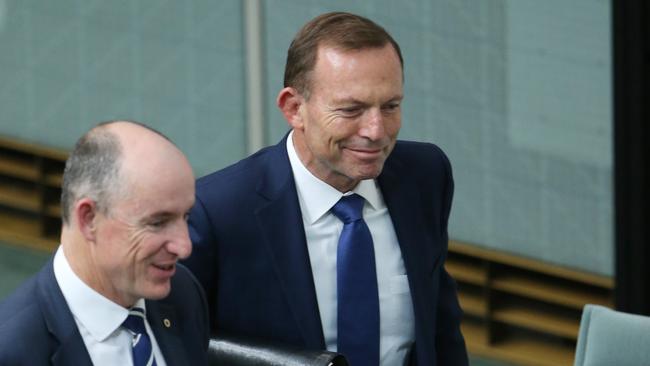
339, 107, 362, 116
383, 103, 400, 112
149, 219, 167, 228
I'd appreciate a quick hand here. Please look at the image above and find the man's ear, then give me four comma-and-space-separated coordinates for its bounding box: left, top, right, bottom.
276, 87, 305, 130
75, 198, 98, 242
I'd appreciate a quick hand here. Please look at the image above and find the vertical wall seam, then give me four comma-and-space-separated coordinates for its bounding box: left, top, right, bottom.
244, 0, 265, 154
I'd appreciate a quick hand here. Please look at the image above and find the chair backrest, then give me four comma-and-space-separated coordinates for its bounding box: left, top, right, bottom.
574, 304, 650, 366
207, 334, 348, 366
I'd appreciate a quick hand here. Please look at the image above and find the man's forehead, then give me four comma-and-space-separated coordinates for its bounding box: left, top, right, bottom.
316, 43, 401, 64
312, 44, 403, 79
118, 194, 194, 220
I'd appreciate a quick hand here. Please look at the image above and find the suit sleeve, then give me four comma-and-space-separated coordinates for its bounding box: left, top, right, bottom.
435, 151, 469, 365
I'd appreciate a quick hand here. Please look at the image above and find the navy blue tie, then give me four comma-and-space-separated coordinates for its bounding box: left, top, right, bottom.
122, 307, 157, 366
331, 194, 380, 366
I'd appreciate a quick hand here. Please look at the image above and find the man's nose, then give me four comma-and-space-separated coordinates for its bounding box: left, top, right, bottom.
358, 109, 386, 141
167, 221, 192, 259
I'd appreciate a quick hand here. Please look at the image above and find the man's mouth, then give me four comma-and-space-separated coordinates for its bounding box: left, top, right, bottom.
152, 263, 175, 272
154, 264, 174, 271
345, 147, 383, 159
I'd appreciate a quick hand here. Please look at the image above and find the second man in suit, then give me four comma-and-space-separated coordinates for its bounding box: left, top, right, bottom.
184, 12, 467, 366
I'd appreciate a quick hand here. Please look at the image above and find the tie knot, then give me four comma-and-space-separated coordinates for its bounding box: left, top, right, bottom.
331, 194, 365, 224
122, 307, 147, 334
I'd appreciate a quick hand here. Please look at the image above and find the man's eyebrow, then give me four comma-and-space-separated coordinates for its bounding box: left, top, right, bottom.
331, 97, 365, 106
143, 203, 195, 221
383, 95, 404, 104
141, 211, 175, 223
331, 94, 404, 106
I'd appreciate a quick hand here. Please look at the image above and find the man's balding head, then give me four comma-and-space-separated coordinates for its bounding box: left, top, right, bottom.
61, 120, 184, 226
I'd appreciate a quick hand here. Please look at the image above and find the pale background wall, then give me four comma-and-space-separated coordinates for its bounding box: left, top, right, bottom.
0, 0, 613, 275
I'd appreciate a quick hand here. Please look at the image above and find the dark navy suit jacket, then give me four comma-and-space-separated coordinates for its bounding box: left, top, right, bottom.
0, 259, 209, 365
184, 136, 468, 365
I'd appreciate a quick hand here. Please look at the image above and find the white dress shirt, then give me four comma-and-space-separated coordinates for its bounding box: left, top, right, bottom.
53, 247, 167, 366
287, 131, 415, 366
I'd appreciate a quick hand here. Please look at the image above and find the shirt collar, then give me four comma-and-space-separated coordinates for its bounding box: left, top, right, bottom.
286, 130, 383, 225
53, 246, 146, 342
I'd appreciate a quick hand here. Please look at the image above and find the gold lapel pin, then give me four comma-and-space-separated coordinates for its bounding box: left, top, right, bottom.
163, 319, 171, 328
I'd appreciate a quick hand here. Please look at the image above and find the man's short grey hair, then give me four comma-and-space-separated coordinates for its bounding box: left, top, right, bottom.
60, 124, 123, 225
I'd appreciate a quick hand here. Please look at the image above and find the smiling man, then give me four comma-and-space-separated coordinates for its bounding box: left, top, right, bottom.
184, 12, 468, 366
0, 121, 209, 365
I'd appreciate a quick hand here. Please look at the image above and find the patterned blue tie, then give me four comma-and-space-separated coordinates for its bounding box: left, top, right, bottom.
331, 194, 380, 366
122, 307, 157, 366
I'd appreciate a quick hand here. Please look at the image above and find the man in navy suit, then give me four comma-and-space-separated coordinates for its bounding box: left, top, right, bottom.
0, 121, 209, 365
184, 12, 467, 365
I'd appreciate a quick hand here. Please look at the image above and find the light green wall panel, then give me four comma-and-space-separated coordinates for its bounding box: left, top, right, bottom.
0, 0, 246, 177
0, 1, 613, 276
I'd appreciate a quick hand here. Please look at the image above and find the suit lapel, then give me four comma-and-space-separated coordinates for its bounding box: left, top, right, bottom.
378, 156, 437, 280
147, 301, 189, 366
254, 138, 325, 349
378, 154, 438, 365
36, 259, 93, 366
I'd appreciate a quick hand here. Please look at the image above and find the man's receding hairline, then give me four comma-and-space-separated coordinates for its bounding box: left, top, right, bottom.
94, 120, 174, 145
303, 42, 403, 97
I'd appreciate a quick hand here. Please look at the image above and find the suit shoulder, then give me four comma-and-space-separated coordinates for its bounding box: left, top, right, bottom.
195, 143, 279, 196
390, 140, 452, 175
197, 143, 277, 185
393, 140, 448, 161
0, 274, 52, 362
0, 273, 40, 325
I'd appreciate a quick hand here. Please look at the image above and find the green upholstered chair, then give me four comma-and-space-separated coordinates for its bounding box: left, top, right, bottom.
574, 304, 650, 366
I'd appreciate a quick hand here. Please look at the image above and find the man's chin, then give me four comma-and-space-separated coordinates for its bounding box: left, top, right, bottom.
351, 163, 386, 181
141, 283, 172, 301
